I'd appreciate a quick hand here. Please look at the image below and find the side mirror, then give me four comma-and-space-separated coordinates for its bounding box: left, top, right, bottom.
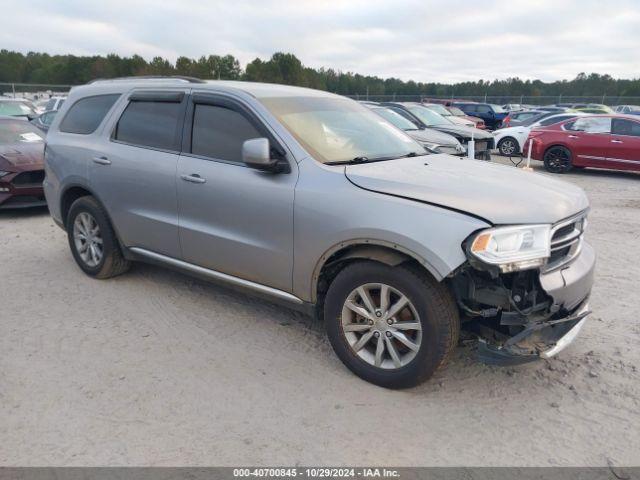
242, 138, 287, 173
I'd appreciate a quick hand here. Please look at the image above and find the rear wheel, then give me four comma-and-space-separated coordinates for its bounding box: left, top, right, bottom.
498, 137, 519, 156
543, 146, 573, 173
324, 261, 459, 389
67, 196, 130, 279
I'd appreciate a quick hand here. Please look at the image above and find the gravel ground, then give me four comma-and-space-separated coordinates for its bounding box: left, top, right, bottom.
1, 157, 639, 467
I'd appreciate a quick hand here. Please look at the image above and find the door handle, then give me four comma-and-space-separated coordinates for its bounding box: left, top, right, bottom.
180, 174, 206, 184
568, 135, 580, 139
611, 139, 623, 144
92, 156, 111, 165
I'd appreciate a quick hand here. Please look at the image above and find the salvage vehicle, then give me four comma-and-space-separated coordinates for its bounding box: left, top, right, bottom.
365, 104, 466, 156
501, 110, 544, 129
614, 105, 640, 115
524, 114, 640, 173
446, 106, 485, 129
421, 103, 475, 128
31, 110, 58, 133
452, 102, 507, 129
0, 98, 38, 120
493, 113, 586, 156
45, 77, 595, 388
380, 102, 494, 160
0, 117, 46, 208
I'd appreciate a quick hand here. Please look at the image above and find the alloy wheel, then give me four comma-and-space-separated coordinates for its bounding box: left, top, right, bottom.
341, 283, 422, 369
544, 147, 571, 173
73, 212, 104, 267
499, 138, 517, 155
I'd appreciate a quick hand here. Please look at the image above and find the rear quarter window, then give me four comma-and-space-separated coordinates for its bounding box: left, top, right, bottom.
59, 94, 121, 134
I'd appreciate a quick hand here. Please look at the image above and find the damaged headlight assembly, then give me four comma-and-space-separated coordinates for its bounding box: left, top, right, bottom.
467, 224, 551, 273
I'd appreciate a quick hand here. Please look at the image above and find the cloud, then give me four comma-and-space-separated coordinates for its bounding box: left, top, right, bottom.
1, 0, 638, 82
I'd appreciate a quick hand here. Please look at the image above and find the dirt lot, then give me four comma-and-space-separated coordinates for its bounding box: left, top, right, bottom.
1, 157, 639, 467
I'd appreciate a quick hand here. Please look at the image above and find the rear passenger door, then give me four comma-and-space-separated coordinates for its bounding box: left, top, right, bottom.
176, 93, 296, 292
90, 90, 188, 258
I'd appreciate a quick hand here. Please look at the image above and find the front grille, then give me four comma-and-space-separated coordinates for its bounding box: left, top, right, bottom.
11, 170, 45, 187
545, 212, 588, 271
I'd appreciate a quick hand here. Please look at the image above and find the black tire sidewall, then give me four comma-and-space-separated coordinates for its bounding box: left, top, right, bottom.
66, 197, 118, 277
324, 262, 453, 389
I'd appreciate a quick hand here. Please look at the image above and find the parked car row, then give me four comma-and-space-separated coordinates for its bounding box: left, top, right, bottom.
361, 101, 494, 159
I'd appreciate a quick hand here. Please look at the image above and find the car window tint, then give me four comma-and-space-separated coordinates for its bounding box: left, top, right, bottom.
191, 104, 262, 162
115, 100, 182, 150
45, 99, 57, 110
59, 94, 120, 134
567, 117, 611, 133
476, 105, 491, 114
461, 104, 476, 113
612, 119, 640, 137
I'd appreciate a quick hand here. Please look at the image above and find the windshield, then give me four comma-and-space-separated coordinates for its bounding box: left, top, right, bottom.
447, 106, 465, 116
260, 96, 425, 164
0, 101, 35, 117
407, 105, 451, 126
490, 104, 505, 113
372, 107, 419, 131
0, 121, 44, 144
424, 104, 451, 116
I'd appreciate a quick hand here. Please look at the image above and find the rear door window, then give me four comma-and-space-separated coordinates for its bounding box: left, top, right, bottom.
612, 119, 640, 137
59, 94, 120, 134
115, 96, 185, 151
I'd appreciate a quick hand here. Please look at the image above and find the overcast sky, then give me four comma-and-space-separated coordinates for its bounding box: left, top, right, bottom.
2, 0, 639, 83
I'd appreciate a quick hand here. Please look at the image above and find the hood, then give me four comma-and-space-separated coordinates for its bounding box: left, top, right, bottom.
430, 124, 493, 141
0, 142, 45, 168
345, 155, 589, 225
406, 128, 460, 146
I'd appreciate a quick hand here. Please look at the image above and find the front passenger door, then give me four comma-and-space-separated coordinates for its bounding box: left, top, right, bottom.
177, 94, 296, 292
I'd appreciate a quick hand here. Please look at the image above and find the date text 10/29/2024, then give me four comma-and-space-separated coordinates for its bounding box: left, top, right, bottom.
233, 468, 400, 478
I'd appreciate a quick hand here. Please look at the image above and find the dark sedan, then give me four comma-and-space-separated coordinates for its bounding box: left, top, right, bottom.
0, 117, 47, 209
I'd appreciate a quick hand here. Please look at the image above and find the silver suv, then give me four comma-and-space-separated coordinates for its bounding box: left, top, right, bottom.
44, 77, 595, 388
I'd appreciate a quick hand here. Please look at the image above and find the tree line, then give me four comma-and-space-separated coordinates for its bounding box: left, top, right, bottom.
1, 49, 639, 97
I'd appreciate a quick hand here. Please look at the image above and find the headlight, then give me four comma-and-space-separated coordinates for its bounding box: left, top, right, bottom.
468, 224, 551, 272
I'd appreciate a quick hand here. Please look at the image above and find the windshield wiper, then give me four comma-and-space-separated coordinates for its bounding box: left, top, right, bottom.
326, 152, 420, 166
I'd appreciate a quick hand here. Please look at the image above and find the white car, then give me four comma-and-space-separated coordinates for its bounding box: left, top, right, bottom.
493, 112, 587, 156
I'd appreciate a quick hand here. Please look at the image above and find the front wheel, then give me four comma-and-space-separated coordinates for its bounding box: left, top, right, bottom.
324, 261, 459, 389
543, 146, 573, 173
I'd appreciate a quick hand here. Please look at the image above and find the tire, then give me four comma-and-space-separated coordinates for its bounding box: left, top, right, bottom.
543, 145, 573, 173
66, 196, 130, 279
324, 261, 459, 389
498, 137, 519, 156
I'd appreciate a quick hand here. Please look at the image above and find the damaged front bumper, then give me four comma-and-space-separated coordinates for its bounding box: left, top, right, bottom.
453, 242, 595, 366
477, 300, 591, 365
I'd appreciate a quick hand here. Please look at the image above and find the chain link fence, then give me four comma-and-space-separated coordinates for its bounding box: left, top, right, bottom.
3, 82, 640, 107
345, 93, 640, 106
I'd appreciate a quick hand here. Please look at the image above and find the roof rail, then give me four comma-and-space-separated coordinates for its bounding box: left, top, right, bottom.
88, 75, 206, 84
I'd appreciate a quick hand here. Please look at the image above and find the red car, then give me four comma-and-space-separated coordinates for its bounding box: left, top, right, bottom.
523, 114, 640, 173
0, 117, 46, 209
